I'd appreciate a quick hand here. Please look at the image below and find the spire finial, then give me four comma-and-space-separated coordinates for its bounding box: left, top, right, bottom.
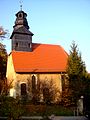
19, 0, 23, 11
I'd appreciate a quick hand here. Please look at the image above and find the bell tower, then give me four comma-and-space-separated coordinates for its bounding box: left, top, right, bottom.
10, 10, 34, 52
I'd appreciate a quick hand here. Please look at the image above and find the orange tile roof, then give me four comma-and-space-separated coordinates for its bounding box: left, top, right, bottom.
11, 43, 68, 73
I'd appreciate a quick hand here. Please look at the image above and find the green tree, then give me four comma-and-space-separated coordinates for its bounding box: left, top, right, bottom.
0, 26, 7, 94
0, 43, 7, 79
0, 96, 24, 120
27, 77, 60, 104
66, 41, 87, 106
83, 73, 90, 113
84, 74, 90, 96
0, 43, 7, 95
41, 80, 60, 104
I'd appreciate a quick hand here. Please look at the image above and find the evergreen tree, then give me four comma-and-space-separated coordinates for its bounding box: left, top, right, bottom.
66, 41, 86, 106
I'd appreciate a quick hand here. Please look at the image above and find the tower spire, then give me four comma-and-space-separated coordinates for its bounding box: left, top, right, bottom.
10, 7, 34, 52
19, 0, 23, 11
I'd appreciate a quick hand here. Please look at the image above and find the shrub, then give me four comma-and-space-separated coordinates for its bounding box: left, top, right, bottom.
0, 96, 24, 120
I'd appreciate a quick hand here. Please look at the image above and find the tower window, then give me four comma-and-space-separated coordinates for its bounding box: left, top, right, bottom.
19, 13, 22, 18
28, 43, 32, 48
16, 42, 19, 47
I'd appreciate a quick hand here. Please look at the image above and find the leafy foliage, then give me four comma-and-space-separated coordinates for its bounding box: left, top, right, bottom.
66, 41, 87, 106
61, 84, 72, 107
84, 74, 90, 96
0, 43, 7, 80
0, 26, 8, 94
67, 41, 86, 76
0, 96, 24, 120
0, 26, 8, 81
83, 74, 90, 112
40, 80, 60, 104
0, 42, 7, 94
24, 104, 73, 116
27, 78, 60, 104
0, 26, 9, 40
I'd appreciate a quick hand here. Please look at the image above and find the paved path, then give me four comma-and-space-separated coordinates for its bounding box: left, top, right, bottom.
52, 116, 88, 120
22, 116, 88, 120
0, 116, 88, 120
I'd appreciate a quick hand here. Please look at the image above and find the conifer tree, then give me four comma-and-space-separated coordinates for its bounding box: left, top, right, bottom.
66, 41, 86, 106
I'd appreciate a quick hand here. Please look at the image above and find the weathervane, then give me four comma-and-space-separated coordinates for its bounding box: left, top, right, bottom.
19, 0, 23, 11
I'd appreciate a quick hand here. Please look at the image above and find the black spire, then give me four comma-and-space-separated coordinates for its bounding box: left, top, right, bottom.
19, 0, 23, 11
13, 10, 29, 30
10, 9, 34, 52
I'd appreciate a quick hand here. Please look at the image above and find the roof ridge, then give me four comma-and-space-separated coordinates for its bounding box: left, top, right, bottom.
33, 42, 61, 46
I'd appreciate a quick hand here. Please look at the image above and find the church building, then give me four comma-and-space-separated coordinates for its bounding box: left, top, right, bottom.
6, 9, 68, 101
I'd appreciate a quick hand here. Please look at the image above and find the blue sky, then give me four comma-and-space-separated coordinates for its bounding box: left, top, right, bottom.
0, 0, 90, 72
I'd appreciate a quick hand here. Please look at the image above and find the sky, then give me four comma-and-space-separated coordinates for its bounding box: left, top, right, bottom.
0, 0, 90, 72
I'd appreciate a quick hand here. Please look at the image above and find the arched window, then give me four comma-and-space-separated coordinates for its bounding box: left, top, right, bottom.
21, 83, 27, 95
32, 75, 36, 94
18, 13, 22, 18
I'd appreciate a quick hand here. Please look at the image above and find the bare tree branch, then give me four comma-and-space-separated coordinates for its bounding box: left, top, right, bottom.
0, 26, 9, 40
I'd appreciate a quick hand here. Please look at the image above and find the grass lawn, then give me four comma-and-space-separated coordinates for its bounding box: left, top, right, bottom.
23, 104, 74, 116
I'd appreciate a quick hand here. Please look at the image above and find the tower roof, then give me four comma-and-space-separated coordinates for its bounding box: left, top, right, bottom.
13, 10, 29, 30
10, 26, 34, 39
